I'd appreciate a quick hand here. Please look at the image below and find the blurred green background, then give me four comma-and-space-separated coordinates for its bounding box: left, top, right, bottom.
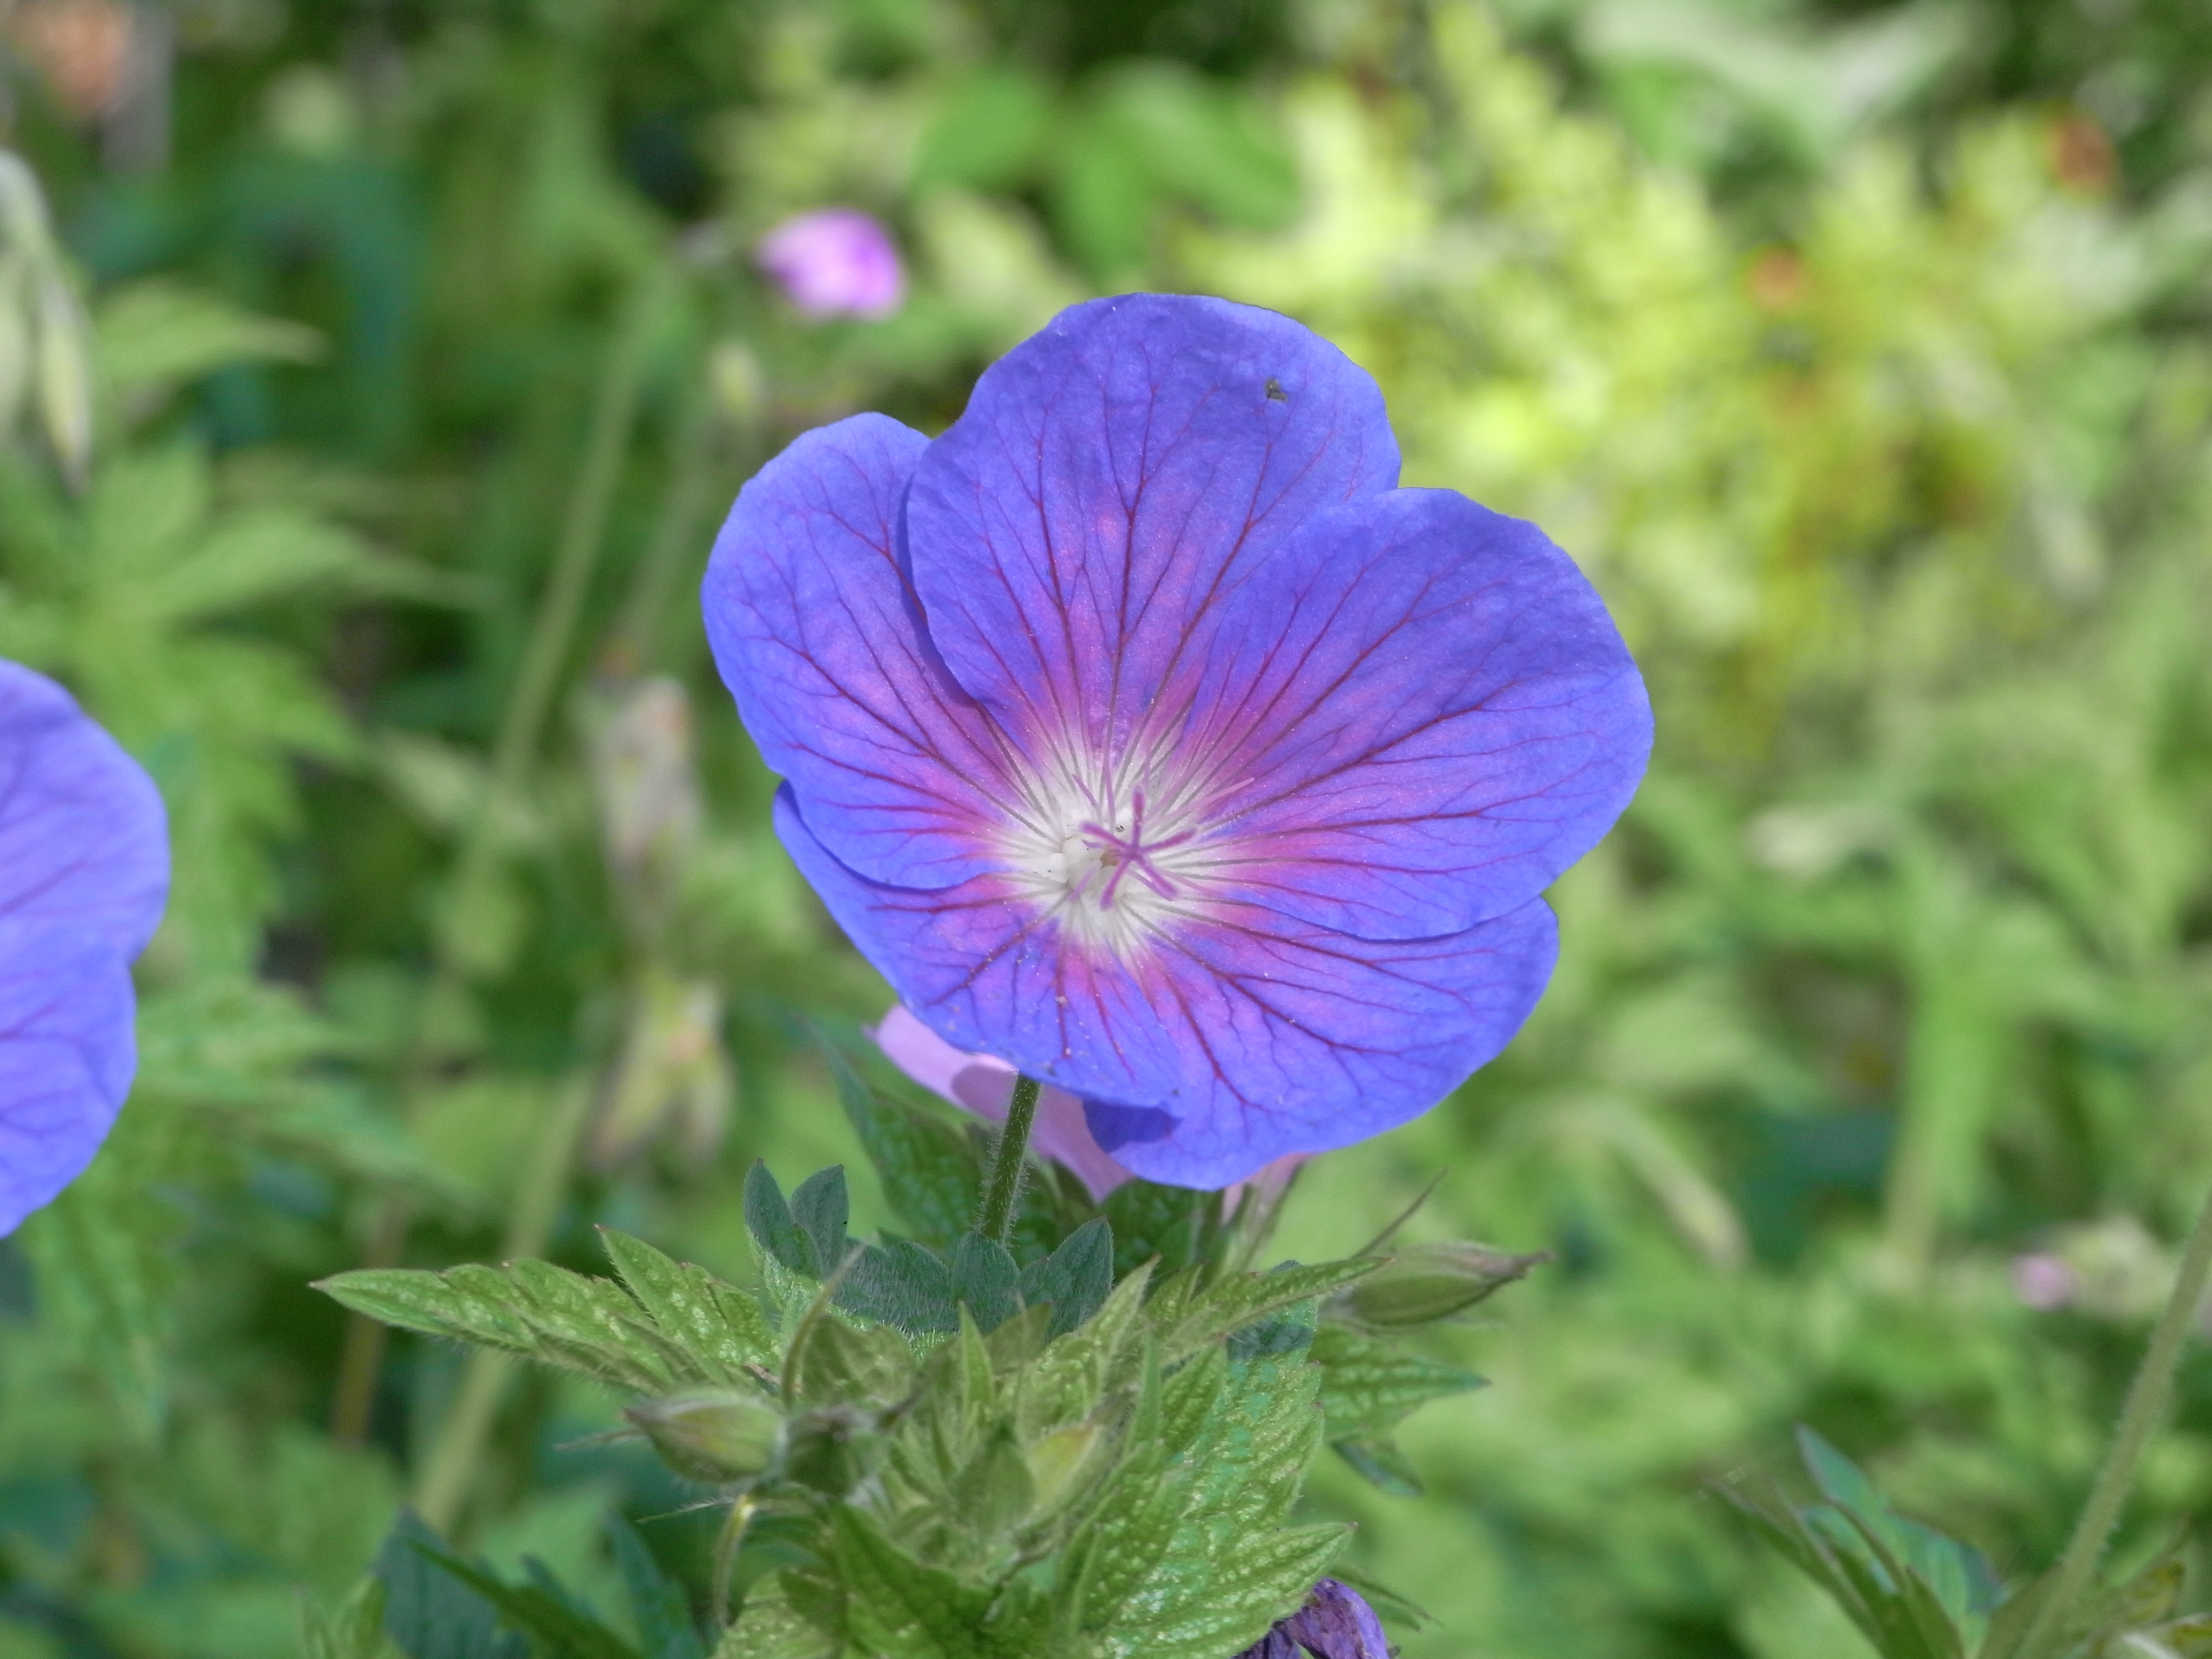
2, 0, 2211, 1654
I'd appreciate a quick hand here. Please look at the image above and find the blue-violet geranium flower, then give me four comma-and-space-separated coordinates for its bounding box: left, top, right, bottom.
0, 659, 169, 1235
1235, 1578, 1392, 1659
704, 295, 1651, 1188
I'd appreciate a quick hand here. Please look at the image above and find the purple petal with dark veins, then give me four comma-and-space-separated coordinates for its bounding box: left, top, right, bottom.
1233, 1580, 1393, 1659
1176, 488, 1651, 941
0, 917, 138, 1235
0, 659, 169, 957
903, 294, 1399, 765
777, 785, 1558, 1190
703, 414, 1016, 889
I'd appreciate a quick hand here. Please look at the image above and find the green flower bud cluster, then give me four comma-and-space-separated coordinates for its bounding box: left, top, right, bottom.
1330, 1241, 1550, 1330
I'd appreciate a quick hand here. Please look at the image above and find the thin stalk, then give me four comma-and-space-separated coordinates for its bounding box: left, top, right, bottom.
2015, 1180, 2212, 1659
977, 1075, 1042, 1246
328, 284, 659, 1444
413, 1076, 594, 1533
604, 380, 717, 676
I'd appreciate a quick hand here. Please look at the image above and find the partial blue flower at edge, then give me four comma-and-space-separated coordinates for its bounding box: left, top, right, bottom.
705, 293, 1651, 1189
1235, 1578, 1393, 1659
0, 659, 170, 1236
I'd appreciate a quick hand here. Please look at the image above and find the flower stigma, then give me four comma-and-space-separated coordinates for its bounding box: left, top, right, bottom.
997, 744, 1216, 956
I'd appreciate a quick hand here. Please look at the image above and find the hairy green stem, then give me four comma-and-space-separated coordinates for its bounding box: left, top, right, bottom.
328, 285, 659, 1446
977, 1075, 1042, 1246
2015, 1179, 2212, 1659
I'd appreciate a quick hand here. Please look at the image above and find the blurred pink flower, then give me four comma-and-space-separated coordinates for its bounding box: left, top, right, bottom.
2013, 1252, 2079, 1311
871, 1004, 1305, 1207
756, 208, 904, 320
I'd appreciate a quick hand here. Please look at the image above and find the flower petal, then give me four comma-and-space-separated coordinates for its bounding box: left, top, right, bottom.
871, 1004, 1133, 1200
0, 917, 136, 1236
779, 786, 1557, 1189
703, 414, 1015, 888
0, 659, 169, 957
1178, 488, 1651, 940
904, 295, 1399, 765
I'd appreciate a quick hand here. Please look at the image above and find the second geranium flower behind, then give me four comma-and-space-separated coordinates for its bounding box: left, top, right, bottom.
705, 294, 1651, 1188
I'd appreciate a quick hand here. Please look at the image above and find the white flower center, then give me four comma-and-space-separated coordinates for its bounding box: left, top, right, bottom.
994, 739, 1216, 956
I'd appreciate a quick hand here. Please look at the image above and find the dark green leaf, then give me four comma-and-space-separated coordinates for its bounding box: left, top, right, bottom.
374, 1514, 528, 1659
745, 1162, 816, 1279
822, 1038, 978, 1250
1310, 1325, 1485, 1439
790, 1168, 851, 1279
607, 1517, 705, 1659
1018, 1216, 1113, 1337
951, 1232, 1021, 1333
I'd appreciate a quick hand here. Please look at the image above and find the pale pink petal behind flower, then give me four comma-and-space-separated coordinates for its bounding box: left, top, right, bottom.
873, 1004, 1130, 1200
756, 208, 904, 320
871, 1004, 1307, 1205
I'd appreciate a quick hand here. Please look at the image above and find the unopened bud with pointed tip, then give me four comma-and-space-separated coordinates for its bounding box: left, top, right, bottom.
626, 1389, 782, 1484
1333, 1242, 1549, 1329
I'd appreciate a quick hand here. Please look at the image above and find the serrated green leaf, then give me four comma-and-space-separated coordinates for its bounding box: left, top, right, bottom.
951, 1232, 1021, 1333
1019, 1217, 1113, 1337
784, 1305, 914, 1409
712, 1575, 840, 1659
1148, 1259, 1386, 1362
791, 1168, 851, 1279
1310, 1325, 1485, 1440
597, 1228, 776, 1379
746, 1163, 816, 1279
831, 1508, 1007, 1659
317, 1257, 717, 1396
840, 1238, 960, 1335
1096, 1524, 1346, 1659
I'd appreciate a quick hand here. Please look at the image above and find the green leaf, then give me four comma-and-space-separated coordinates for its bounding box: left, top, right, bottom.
790, 1168, 851, 1278
1330, 1435, 1425, 1498
316, 1255, 719, 1395
1018, 1217, 1114, 1338
839, 1238, 959, 1335
711, 1575, 840, 1659
1101, 1523, 1346, 1659
406, 1544, 642, 1659
1148, 1259, 1386, 1362
596, 1228, 777, 1379
1100, 1181, 1225, 1278
375, 1514, 529, 1659
1310, 1326, 1485, 1440
298, 1578, 400, 1659
745, 1162, 817, 1279
951, 1232, 1021, 1333
822, 1036, 979, 1249
831, 1508, 1005, 1659
606, 1517, 703, 1659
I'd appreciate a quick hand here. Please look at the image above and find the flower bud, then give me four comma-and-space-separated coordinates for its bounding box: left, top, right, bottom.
626, 1389, 782, 1484
781, 1403, 885, 1498
1335, 1242, 1548, 1329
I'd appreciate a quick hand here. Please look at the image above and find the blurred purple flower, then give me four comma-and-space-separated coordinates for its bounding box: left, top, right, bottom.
705, 295, 1649, 1187
0, 659, 169, 1235
1236, 1579, 1393, 1658
756, 208, 904, 320
2013, 1252, 2079, 1311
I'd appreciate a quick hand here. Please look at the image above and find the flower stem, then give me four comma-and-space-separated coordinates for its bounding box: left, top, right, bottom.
977, 1075, 1042, 1246
2014, 1179, 2212, 1659
327, 279, 659, 1445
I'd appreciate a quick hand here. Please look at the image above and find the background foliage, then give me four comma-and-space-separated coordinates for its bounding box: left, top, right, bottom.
2, 0, 2211, 1654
